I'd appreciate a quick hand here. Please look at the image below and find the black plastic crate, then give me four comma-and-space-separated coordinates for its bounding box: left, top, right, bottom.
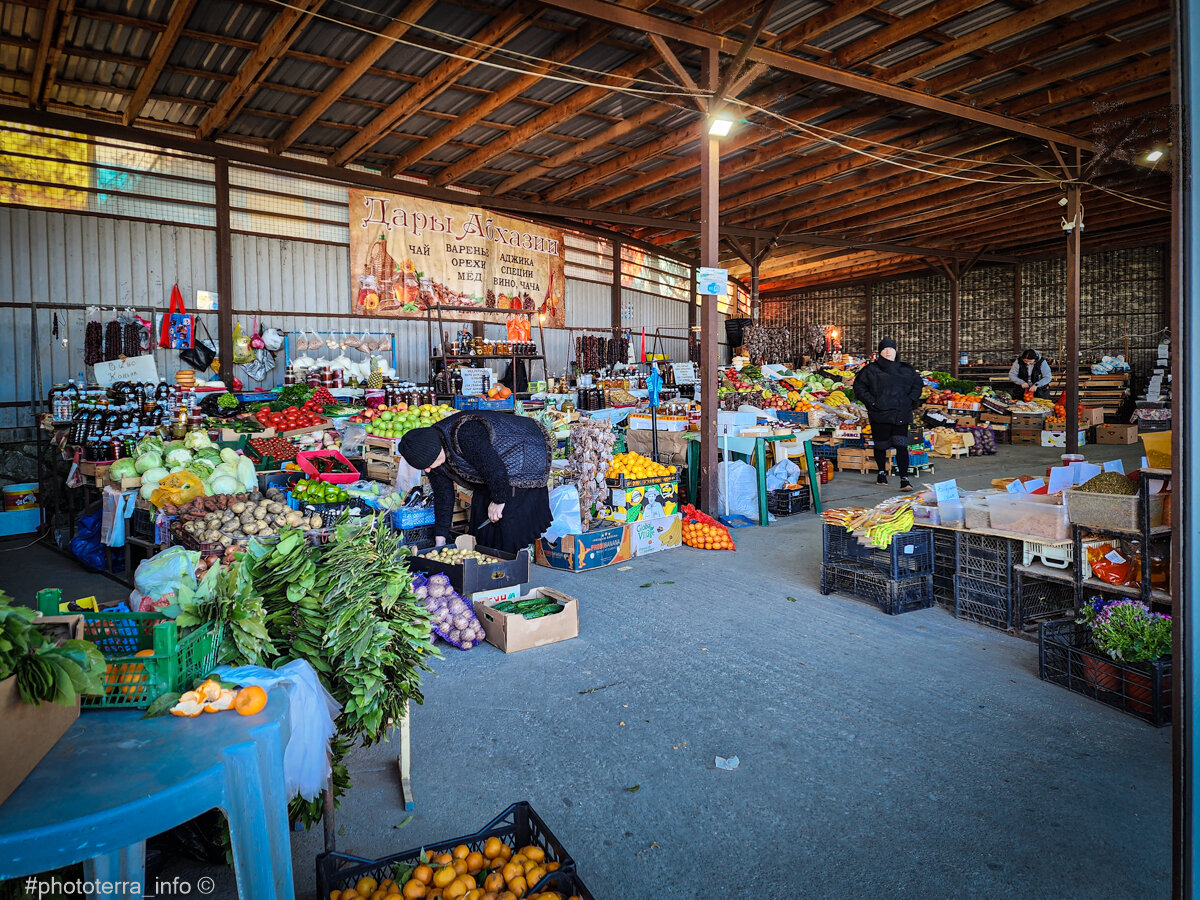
315, 802, 575, 899
1039, 620, 1171, 727
823, 524, 933, 579
953, 573, 1011, 630
397, 523, 436, 549
933, 574, 955, 610
768, 487, 810, 517
129, 506, 156, 541
819, 561, 933, 615
955, 531, 1015, 587
1015, 573, 1074, 630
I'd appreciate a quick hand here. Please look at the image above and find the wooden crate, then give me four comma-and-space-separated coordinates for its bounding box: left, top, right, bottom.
364, 436, 400, 483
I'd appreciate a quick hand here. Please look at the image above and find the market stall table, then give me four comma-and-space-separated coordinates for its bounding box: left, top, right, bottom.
0, 687, 293, 899
686, 429, 823, 523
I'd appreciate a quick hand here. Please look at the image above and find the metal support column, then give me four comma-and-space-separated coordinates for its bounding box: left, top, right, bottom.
214, 158, 234, 380
749, 257, 760, 324
1064, 184, 1082, 453
698, 46, 720, 514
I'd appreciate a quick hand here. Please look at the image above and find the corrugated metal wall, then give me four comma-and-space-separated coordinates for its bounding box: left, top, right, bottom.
0, 208, 697, 425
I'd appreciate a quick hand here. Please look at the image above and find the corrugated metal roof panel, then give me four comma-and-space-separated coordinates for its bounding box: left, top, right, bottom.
809, 15, 884, 52
871, 36, 939, 68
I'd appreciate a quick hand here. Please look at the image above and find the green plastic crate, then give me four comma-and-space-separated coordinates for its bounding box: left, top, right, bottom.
34, 595, 224, 710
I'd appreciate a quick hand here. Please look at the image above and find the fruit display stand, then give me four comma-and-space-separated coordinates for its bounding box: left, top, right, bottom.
0, 686, 294, 896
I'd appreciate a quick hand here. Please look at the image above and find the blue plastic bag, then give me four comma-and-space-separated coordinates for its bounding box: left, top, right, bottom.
71, 509, 123, 572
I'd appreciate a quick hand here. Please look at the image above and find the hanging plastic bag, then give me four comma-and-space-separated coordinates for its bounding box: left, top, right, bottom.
231, 321, 255, 364
542, 485, 583, 542
100, 486, 138, 547
717, 460, 761, 521
394, 457, 424, 494
150, 471, 206, 509
340, 422, 367, 457
70, 509, 123, 572
766, 459, 801, 491
133, 545, 200, 602
213, 660, 341, 802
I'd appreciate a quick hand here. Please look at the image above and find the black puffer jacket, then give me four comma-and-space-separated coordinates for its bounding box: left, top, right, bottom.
854, 357, 925, 425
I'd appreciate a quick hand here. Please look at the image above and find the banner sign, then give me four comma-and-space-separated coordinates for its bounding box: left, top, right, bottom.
349, 188, 566, 327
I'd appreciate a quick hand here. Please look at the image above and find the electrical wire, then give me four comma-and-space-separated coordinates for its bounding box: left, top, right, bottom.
1090, 184, 1171, 212
0, 531, 49, 552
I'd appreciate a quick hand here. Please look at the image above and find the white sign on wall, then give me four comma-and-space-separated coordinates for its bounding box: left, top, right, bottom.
93, 354, 159, 386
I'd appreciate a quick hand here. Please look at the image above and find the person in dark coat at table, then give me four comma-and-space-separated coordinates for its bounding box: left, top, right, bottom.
854, 337, 925, 492
1008, 349, 1053, 400
397, 410, 553, 554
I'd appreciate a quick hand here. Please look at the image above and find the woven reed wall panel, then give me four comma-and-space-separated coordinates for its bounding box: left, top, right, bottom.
1020, 245, 1166, 374
873, 275, 951, 370
760, 284, 868, 360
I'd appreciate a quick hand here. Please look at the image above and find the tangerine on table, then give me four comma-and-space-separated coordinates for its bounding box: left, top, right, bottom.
234, 684, 268, 716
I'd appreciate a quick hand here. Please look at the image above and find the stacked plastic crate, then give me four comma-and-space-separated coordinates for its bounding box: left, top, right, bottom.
953, 532, 1018, 629
820, 525, 934, 615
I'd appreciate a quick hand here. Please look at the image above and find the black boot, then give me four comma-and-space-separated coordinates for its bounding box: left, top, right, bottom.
876, 472, 888, 486
900, 477, 913, 492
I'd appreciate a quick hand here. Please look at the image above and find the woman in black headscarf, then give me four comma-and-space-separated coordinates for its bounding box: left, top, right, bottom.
1009, 349, 1052, 400
854, 337, 925, 492
397, 410, 553, 553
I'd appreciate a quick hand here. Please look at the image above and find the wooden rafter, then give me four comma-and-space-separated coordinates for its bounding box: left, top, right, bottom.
714, 0, 776, 101
833, 0, 990, 69
195, 0, 322, 141
647, 34, 704, 109
431, 0, 756, 186
332, 2, 537, 168
270, 0, 438, 155
532, 0, 1092, 150
29, 0, 74, 109
124, 0, 198, 126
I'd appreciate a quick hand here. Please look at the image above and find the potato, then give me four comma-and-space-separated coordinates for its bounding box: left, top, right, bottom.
253, 506, 268, 520
285, 511, 305, 527
242, 521, 260, 535
231, 502, 246, 515
257, 526, 276, 537
219, 535, 233, 546
203, 529, 221, 543
309, 514, 323, 529
272, 514, 287, 527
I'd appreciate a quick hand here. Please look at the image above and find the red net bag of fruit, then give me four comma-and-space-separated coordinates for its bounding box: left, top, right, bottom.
681, 504, 736, 550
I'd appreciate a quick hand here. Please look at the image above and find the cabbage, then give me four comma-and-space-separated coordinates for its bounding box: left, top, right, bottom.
209, 474, 241, 495
136, 435, 164, 458
134, 451, 162, 474
220, 448, 240, 466
236, 456, 256, 491
141, 467, 169, 485
109, 458, 139, 481
184, 431, 213, 451
187, 460, 215, 480
164, 441, 186, 456
140, 482, 157, 501
165, 448, 192, 468
195, 448, 222, 464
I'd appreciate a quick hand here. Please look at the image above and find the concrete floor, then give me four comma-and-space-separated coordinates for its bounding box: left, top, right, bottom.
1, 440, 1171, 899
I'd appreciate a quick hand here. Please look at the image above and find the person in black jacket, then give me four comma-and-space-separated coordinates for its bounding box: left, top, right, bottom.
398, 410, 553, 553
854, 337, 925, 491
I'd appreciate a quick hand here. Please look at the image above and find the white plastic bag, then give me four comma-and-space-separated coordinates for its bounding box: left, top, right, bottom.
718, 460, 761, 521
394, 457, 424, 494
542, 484, 583, 542
133, 545, 200, 600
340, 422, 367, 456
766, 459, 801, 491
214, 659, 341, 802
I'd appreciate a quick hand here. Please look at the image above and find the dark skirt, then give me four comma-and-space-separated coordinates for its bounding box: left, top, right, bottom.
467, 483, 552, 554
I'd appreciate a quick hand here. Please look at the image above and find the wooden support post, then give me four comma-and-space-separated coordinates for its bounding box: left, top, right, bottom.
949, 261, 961, 378
214, 158, 234, 380
688, 265, 698, 330
1065, 183, 1082, 453
1012, 262, 1022, 354
749, 257, 760, 324
698, 46, 720, 514
611, 238, 622, 330
863, 282, 873, 356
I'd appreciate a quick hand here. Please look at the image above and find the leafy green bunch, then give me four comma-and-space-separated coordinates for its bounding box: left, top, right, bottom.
0, 592, 105, 706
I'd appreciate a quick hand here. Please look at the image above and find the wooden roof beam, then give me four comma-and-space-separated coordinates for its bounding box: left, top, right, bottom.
832, 0, 992, 70
195, 0, 321, 140
532, 0, 1092, 150
433, 0, 754, 186
29, 0, 74, 109
123, 0, 198, 126
647, 34, 705, 110
270, 0, 437, 155
332, 3, 538, 168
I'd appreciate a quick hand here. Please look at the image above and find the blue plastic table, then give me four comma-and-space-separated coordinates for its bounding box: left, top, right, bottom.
0, 687, 293, 899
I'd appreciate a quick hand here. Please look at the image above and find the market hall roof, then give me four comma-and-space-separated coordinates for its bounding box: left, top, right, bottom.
0, 0, 1171, 291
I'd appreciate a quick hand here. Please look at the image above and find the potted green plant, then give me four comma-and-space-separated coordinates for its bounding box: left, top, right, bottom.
1077, 597, 1172, 714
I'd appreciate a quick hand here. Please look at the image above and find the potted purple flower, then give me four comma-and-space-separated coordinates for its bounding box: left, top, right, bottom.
1076, 597, 1172, 714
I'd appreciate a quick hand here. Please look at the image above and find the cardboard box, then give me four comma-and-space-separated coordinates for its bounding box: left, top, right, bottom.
0, 614, 83, 805
980, 413, 1011, 425
1095, 423, 1139, 444
469, 584, 520, 606
624, 427, 688, 467
1082, 407, 1106, 427
1041, 429, 1087, 448
606, 479, 679, 523
951, 416, 978, 428
627, 414, 688, 432
534, 522, 633, 571
1011, 413, 1049, 428
628, 514, 683, 556
474, 587, 579, 653
1011, 428, 1041, 445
